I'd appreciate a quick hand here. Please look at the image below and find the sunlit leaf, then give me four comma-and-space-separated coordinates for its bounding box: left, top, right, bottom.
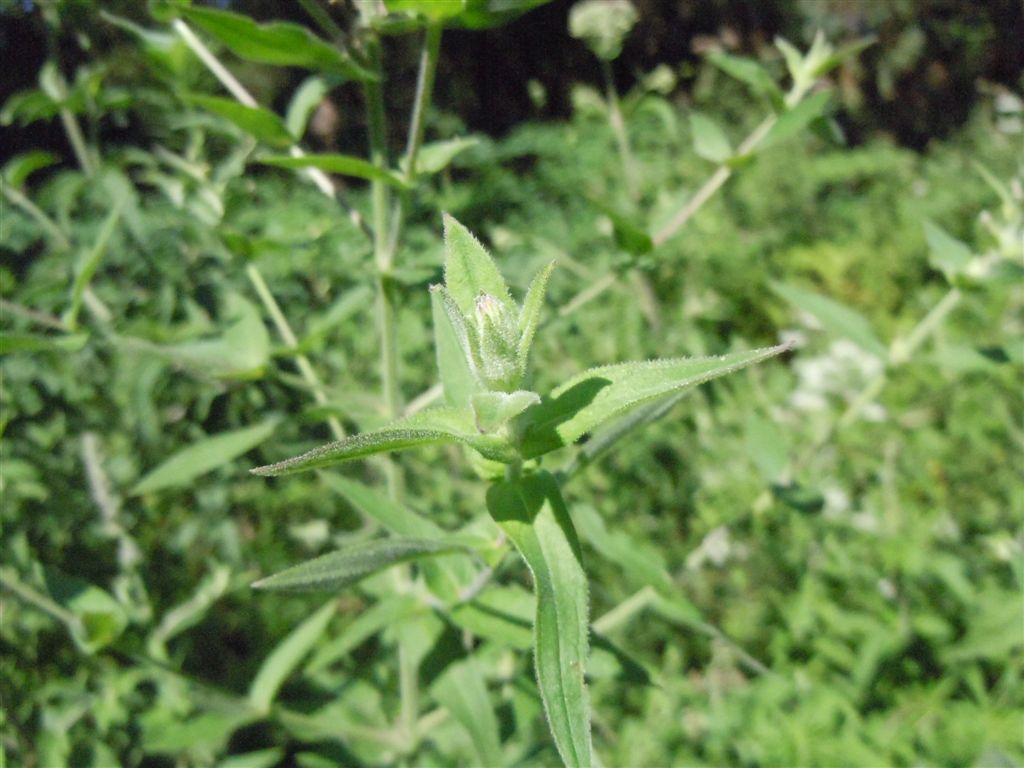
432, 656, 503, 767
0, 332, 88, 355
285, 76, 331, 139
443, 213, 511, 314
517, 260, 556, 368
182, 6, 374, 80
486, 472, 592, 768
188, 95, 294, 148
432, 286, 480, 406
251, 407, 516, 476
517, 345, 791, 458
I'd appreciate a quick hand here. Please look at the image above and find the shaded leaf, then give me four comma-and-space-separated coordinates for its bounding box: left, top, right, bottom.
132, 419, 278, 495
771, 282, 887, 359
403, 136, 481, 176
249, 601, 335, 713
707, 51, 782, 103
487, 472, 592, 768
64, 202, 122, 331
188, 95, 294, 148
517, 345, 791, 458
257, 153, 409, 189
3, 150, 60, 187
472, 390, 540, 432
587, 198, 653, 256
811, 35, 876, 77
251, 538, 464, 592
432, 656, 503, 767
0, 332, 88, 355
762, 90, 832, 149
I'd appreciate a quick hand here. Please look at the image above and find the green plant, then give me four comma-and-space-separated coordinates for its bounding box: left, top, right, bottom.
249, 214, 789, 765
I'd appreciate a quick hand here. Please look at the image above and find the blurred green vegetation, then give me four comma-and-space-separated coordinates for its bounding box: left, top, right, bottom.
1, 2, 1022, 767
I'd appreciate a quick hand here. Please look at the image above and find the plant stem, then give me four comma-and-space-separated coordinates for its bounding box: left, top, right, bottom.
0, 570, 82, 630
385, 22, 443, 263
600, 59, 637, 200
0, 299, 67, 331
59, 106, 97, 177
653, 81, 812, 247
2, 184, 72, 250
363, 35, 403, 503
245, 265, 346, 441
172, 19, 369, 237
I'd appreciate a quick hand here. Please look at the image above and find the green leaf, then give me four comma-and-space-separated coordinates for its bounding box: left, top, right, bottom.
517, 260, 556, 369
132, 419, 278, 495
324, 475, 442, 538
707, 51, 782, 103
432, 656, 503, 767
689, 112, 732, 163
454, 0, 555, 29
188, 95, 294, 148
285, 76, 331, 139
0, 332, 88, 355
443, 214, 511, 314
251, 538, 464, 593
135, 294, 271, 380
471, 390, 541, 432
257, 153, 409, 189
761, 90, 832, 149
586, 198, 653, 256
41, 568, 129, 654
64, 202, 123, 331
450, 584, 534, 649
2, 150, 60, 187
217, 749, 285, 768
923, 220, 972, 281
252, 407, 516, 477
811, 35, 876, 77
517, 344, 791, 459
486, 472, 592, 768
402, 136, 480, 176
387, 0, 467, 22
248, 601, 335, 714
305, 594, 423, 673
182, 6, 374, 80
745, 413, 789, 483
432, 287, 479, 406
771, 282, 888, 359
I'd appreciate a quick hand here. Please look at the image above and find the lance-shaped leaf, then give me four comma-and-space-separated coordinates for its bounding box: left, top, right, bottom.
257, 154, 410, 190
252, 538, 465, 592
923, 220, 972, 282
761, 90, 832, 149
517, 344, 791, 459
517, 260, 555, 369
188, 95, 294, 148
770, 282, 887, 359
443, 213, 511, 314
251, 407, 516, 476
690, 112, 733, 164
487, 472, 592, 768
182, 5, 374, 80
432, 285, 481, 402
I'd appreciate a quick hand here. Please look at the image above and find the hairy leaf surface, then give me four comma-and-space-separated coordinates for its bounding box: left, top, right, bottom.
517, 345, 791, 458
487, 472, 592, 768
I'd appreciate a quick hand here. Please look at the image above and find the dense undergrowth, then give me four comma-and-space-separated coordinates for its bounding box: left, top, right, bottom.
1, 4, 1022, 766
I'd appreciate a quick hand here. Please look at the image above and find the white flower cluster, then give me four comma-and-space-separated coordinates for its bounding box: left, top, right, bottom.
786, 338, 886, 421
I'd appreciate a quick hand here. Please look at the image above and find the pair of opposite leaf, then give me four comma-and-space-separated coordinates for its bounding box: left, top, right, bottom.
252, 214, 789, 478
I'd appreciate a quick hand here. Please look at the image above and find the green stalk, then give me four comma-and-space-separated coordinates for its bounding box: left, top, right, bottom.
600, 59, 637, 200
245, 265, 346, 441
364, 35, 403, 502
2, 183, 72, 251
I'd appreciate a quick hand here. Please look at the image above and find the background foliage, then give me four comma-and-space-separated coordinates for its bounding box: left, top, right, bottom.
1, 1, 1022, 766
